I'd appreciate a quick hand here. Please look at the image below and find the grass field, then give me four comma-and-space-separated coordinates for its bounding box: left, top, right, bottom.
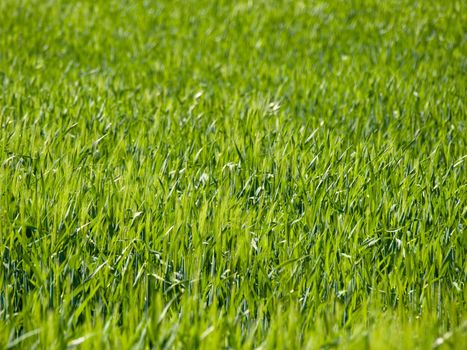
0, 0, 466, 348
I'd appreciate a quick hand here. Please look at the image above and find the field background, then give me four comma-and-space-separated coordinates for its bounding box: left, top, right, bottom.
0, 0, 466, 348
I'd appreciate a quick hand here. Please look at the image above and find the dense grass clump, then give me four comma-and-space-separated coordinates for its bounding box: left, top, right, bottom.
0, 0, 466, 348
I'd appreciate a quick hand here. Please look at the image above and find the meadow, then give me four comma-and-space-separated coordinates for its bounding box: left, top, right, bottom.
0, 0, 466, 348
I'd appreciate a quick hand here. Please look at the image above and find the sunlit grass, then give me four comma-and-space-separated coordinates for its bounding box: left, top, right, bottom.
0, 0, 466, 348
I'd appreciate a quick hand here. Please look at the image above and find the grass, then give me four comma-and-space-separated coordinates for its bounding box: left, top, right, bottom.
0, 0, 466, 348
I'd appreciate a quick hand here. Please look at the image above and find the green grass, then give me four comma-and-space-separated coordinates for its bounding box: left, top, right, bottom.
0, 0, 466, 348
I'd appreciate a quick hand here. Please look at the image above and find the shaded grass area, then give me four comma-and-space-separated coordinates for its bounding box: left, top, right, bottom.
0, 0, 466, 348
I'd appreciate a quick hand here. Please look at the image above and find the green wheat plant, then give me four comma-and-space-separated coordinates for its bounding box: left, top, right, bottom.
0, 0, 466, 349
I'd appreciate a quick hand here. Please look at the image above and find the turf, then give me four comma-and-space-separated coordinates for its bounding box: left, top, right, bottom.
0, 0, 466, 349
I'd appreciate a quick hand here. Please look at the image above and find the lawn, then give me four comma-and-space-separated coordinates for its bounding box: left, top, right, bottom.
0, 0, 466, 348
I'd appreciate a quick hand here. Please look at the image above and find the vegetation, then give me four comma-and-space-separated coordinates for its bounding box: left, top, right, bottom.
0, 0, 466, 348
